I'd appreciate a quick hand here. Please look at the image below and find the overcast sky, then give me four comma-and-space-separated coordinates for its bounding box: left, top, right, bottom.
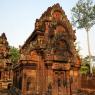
0, 0, 95, 57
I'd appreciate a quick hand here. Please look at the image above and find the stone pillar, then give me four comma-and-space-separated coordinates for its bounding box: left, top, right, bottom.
41, 59, 46, 95
36, 55, 44, 95
67, 70, 72, 95
44, 66, 49, 94
22, 69, 27, 95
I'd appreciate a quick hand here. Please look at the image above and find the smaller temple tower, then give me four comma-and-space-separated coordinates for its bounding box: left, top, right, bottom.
0, 33, 12, 89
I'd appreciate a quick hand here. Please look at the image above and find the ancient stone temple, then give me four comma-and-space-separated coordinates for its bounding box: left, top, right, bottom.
0, 33, 12, 89
13, 4, 81, 95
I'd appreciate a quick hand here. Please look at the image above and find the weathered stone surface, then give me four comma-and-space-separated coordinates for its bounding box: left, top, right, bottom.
13, 3, 81, 95
0, 33, 12, 89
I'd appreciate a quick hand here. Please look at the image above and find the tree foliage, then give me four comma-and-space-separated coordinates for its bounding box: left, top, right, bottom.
71, 0, 95, 31
80, 56, 90, 74
92, 67, 95, 74
92, 67, 95, 75
9, 46, 20, 64
71, 0, 95, 74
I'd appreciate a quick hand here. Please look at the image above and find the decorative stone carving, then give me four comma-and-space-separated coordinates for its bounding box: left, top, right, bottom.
17, 3, 81, 95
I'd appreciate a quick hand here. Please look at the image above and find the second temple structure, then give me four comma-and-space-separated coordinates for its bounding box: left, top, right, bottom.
13, 4, 81, 95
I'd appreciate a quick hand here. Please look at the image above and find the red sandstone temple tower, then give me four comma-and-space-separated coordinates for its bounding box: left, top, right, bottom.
0, 33, 12, 89
13, 3, 81, 95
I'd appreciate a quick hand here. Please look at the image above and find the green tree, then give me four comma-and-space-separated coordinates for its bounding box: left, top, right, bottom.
80, 66, 89, 74
71, 0, 95, 73
9, 46, 20, 64
80, 56, 90, 74
92, 67, 95, 74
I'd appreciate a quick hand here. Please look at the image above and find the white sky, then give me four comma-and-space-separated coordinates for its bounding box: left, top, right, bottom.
0, 0, 95, 57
